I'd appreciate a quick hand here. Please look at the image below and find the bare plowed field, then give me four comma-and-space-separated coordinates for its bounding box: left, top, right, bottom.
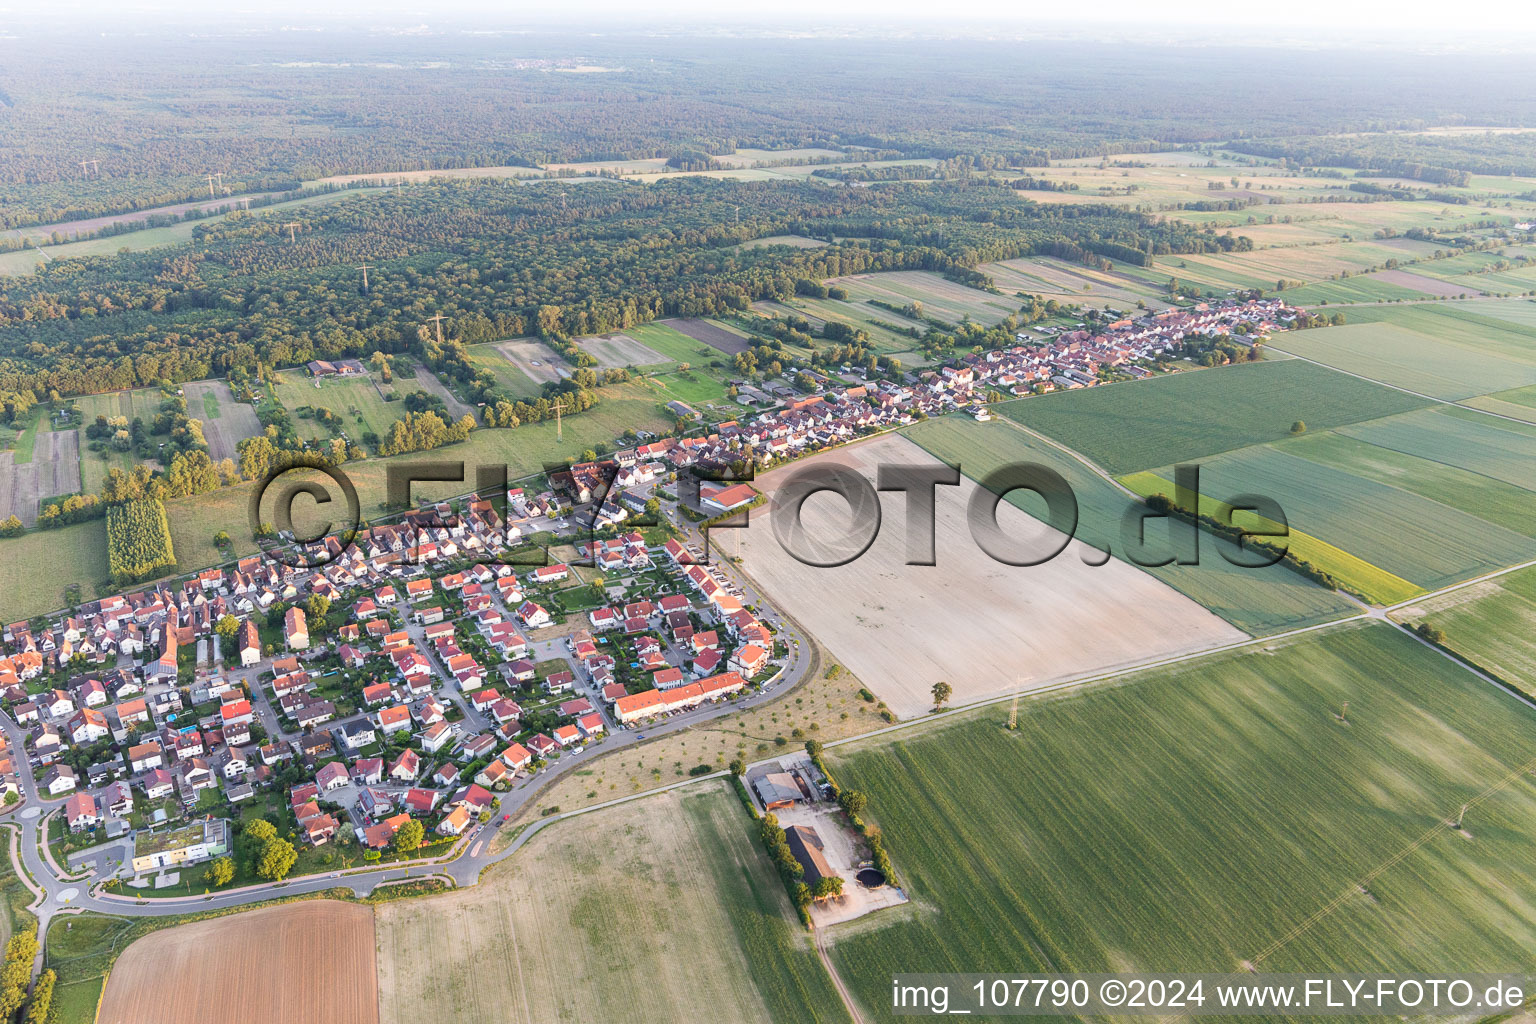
185, 381, 261, 462
97, 901, 377, 1024
576, 332, 667, 367
0, 429, 82, 525
492, 339, 566, 385
667, 318, 752, 355
733, 434, 1244, 717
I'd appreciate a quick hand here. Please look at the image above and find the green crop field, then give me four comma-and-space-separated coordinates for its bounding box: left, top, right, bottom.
1274, 318, 1536, 401
1462, 383, 1536, 424
0, 518, 109, 622
829, 270, 1019, 326
1137, 442, 1536, 595
977, 256, 1163, 306
1338, 407, 1536, 492
1467, 298, 1536, 330
996, 359, 1428, 475
1278, 276, 1433, 304
903, 415, 1357, 635
627, 321, 724, 365
649, 369, 729, 407
771, 293, 928, 353
1396, 566, 1536, 686
1281, 430, 1536, 540
826, 623, 1536, 1022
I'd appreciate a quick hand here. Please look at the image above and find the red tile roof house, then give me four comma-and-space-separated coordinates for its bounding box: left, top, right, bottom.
389, 748, 421, 782
377, 705, 413, 736
470, 688, 501, 712
403, 788, 441, 815
691, 648, 723, 677
530, 563, 569, 584
578, 712, 606, 738
316, 761, 350, 791
353, 757, 385, 785
65, 791, 100, 832
500, 742, 533, 770
284, 606, 309, 650
558, 697, 594, 718
528, 733, 559, 759
437, 805, 472, 837
730, 643, 770, 676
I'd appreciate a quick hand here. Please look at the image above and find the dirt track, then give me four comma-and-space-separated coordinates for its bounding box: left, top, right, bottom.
97, 901, 378, 1024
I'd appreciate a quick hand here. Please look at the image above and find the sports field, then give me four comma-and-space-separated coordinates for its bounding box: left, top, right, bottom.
826, 623, 1536, 1020
376, 785, 850, 1024
904, 415, 1358, 635
996, 360, 1428, 475
97, 901, 378, 1024
1395, 566, 1536, 685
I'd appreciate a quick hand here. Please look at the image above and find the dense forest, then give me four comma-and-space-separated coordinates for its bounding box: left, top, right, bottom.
0, 176, 1255, 413
4, 33, 1536, 227
1226, 131, 1536, 182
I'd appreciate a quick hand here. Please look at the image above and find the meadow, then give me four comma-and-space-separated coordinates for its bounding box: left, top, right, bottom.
269, 368, 431, 444
903, 415, 1358, 636
827, 270, 1019, 325
376, 784, 850, 1024
465, 344, 542, 399
996, 359, 1428, 475
1395, 565, 1536, 685
826, 623, 1536, 1021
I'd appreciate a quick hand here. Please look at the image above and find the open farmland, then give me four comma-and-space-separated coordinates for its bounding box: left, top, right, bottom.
1395, 566, 1536, 685
734, 433, 1244, 718
997, 359, 1428, 475
97, 901, 377, 1024
1134, 441, 1536, 597
1278, 274, 1444, 305
1337, 407, 1536, 490
576, 331, 669, 368
465, 343, 542, 399
904, 415, 1358, 635
183, 380, 261, 461
0, 424, 82, 526
376, 785, 850, 1024
1274, 315, 1536, 401
980, 255, 1165, 305
489, 338, 567, 386
826, 623, 1536, 1021
667, 317, 753, 355
829, 270, 1019, 325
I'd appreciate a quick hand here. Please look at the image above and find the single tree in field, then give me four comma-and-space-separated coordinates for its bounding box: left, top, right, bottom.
393, 818, 426, 854
931, 680, 953, 710
729, 758, 745, 777
1291, 420, 1306, 434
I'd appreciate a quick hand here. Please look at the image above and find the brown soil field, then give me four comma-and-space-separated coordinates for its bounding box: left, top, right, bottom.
97, 901, 378, 1024
377, 786, 793, 1024
576, 332, 667, 368
408, 364, 477, 420
734, 433, 1245, 718
0, 429, 82, 526
667, 318, 752, 355
184, 381, 262, 462
1369, 268, 1485, 297
491, 339, 566, 385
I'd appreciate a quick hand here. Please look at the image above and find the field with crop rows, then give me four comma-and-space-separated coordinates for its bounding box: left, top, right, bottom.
1138, 441, 1536, 595
996, 359, 1427, 475
1395, 566, 1536, 686
826, 623, 1536, 1022
828, 270, 1019, 325
1337, 407, 1536, 491
903, 415, 1357, 635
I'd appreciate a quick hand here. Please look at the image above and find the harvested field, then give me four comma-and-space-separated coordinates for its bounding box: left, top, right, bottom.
97, 901, 377, 1024
1370, 268, 1482, 297
377, 785, 849, 1024
576, 331, 668, 368
0, 428, 82, 525
491, 339, 567, 385
667, 317, 753, 355
734, 433, 1244, 718
830, 270, 1018, 326
183, 381, 260, 461
980, 255, 1160, 305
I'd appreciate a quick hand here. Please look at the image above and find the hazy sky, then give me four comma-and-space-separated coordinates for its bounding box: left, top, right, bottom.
4, 0, 1533, 37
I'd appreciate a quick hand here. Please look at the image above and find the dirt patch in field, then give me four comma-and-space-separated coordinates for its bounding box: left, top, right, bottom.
409, 364, 477, 420
734, 434, 1245, 718
97, 901, 377, 1024
576, 332, 667, 368
184, 381, 261, 462
1368, 269, 1484, 297
667, 318, 752, 355
492, 339, 567, 386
